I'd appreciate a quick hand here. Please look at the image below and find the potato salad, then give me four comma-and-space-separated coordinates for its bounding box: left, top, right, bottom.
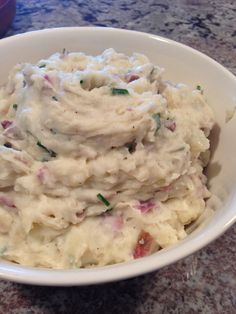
0, 49, 214, 268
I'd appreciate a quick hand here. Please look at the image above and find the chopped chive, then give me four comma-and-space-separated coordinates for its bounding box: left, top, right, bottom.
150, 67, 155, 76
3, 142, 12, 148
62, 48, 66, 55
50, 128, 57, 134
97, 193, 110, 207
169, 146, 185, 153
105, 207, 113, 212
13, 104, 18, 110
0, 246, 7, 256
41, 158, 49, 162
52, 96, 58, 101
80, 80, 84, 84
50, 151, 57, 158
196, 85, 203, 94
38, 64, 46, 68
37, 141, 57, 158
111, 88, 129, 95
152, 113, 161, 134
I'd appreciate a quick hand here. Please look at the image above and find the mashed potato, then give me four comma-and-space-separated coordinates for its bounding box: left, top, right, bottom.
0, 49, 214, 268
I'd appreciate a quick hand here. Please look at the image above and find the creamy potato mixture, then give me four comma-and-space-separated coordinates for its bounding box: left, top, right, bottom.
0, 49, 214, 268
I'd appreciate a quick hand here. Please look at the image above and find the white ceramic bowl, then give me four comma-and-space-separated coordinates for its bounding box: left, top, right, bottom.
0, 27, 236, 286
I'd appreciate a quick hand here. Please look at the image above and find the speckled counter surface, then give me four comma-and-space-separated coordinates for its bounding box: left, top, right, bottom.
1, 0, 236, 313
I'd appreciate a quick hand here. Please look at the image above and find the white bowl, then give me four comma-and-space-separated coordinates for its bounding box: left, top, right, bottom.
0, 27, 236, 286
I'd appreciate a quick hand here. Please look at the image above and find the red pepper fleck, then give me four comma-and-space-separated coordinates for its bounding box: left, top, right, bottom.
133, 230, 154, 259
160, 184, 172, 193
136, 199, 156, 213
165, 120, 176, 132
1, 120, 13, 130
44, 74, 53, 85
0, 195, 16, 208
37, 166, 49, 184
127, 74, 140, 83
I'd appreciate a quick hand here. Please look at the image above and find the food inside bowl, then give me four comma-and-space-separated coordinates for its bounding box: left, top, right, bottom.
0, 49, 214, 268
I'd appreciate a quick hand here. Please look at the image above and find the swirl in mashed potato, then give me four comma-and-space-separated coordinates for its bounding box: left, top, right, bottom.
0, 49, 214, 268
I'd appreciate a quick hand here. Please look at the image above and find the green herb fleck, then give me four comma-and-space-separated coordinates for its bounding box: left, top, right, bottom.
80, 80, 84, 84
0, 246, 7, 256
97, 193, 112, 212
13, 104, 18, 110
97, 193, 110, 207
196, 85, 203, 94
50, 128, 57, 134
4, 142, 12, 148
111, 88, 129, 95
152, 113, 161, 134
169, 146, 185, 153
41, 157, 49, 162
38, 64, 46, 68
37, 141, 57, 158
69, 255, 75, 265
52, 96, 58, 101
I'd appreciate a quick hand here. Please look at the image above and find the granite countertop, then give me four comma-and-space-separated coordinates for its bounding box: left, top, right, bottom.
1, 0, 236, 313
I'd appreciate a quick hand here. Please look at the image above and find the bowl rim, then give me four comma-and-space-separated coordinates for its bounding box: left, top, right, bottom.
0, 26, 236, 286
